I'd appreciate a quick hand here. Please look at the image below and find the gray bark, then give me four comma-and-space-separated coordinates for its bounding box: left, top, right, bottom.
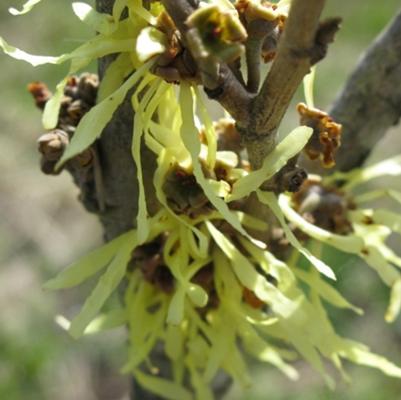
95, 2, 139, 241
96, 2, 164, 399
330, 9, 401, 171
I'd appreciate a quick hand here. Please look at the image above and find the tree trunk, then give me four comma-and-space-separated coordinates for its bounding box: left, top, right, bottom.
93, 2, 230, 399
95, 2, 167, 399
95, 0, 140, 241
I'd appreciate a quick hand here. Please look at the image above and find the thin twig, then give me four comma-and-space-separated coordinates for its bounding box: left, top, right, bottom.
161, 0, 338, 188
245, 0, 327, 168
245, 20, 276, 93
246, 37, 262, 92
161, 0, 253, 123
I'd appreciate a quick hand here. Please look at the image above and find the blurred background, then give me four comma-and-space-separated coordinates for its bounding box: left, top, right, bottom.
0, 1, 401, 399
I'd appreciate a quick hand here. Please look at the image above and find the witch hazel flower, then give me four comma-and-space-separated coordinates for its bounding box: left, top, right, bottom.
3, 1, 401, 399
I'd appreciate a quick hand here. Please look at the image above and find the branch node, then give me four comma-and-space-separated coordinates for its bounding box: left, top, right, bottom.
204, 84, 225, 99
279, 167, 308, 192
236, 123, 271, 144
311, 17, 342, 64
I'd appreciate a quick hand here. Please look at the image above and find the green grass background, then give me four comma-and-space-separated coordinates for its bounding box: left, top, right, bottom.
0, 1, 401, 399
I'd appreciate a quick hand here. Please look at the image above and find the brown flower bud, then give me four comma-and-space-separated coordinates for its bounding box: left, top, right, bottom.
64, 76, 79, 99
77, 73, 99, 105
280, 167, 308, 193
40, 159, 60, 176
27, 82, 52, 109
67, 99, 90, 124
37, 129, 69, 161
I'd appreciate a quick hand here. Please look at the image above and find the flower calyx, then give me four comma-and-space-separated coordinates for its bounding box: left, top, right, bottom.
186, 4, 247, 86
163, 164, 211, 217
187, 4, 247, 61
236, 0, 278, 23
131, 235, 175, 294
236, 0, 287, 63
297, 102, 342, 169
215, 118, 244, 156
292, 178, 354, 235
141, 12, 200, 84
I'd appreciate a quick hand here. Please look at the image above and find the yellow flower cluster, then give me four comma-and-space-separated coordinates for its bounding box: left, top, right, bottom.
2, 1, 401, 399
